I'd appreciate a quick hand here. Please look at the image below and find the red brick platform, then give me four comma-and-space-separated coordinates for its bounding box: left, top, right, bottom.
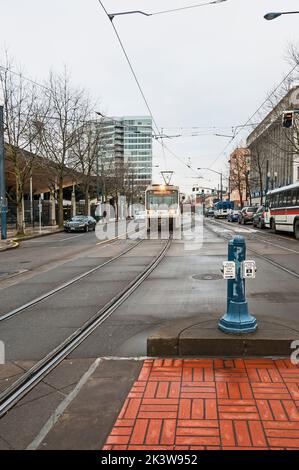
103, 359, 299, 450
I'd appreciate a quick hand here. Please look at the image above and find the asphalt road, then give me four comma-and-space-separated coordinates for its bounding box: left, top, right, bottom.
0, 217, 299, 450
0, 218, 298, 362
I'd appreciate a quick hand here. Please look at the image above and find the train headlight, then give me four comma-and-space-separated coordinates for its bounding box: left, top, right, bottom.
169, 209, 176, 215
148, 209, 155, 215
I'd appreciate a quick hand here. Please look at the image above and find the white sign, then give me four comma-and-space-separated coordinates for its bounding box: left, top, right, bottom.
222, 261, 236, 279
242, 260, 256, 279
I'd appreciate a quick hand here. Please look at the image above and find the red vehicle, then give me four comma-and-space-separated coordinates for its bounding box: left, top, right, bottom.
238, 206, 258, 225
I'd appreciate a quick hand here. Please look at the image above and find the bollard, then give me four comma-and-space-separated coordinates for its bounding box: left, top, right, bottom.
218, 235, 257, 334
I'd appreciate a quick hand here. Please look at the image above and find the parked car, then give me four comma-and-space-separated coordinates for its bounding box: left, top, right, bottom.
227, 210, 240, 222
238, 206, 258, 225
253, 206, 266, 229
64, 215, 97, 232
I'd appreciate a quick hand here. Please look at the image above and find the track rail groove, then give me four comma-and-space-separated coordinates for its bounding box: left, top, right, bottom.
0, 237, 171, 417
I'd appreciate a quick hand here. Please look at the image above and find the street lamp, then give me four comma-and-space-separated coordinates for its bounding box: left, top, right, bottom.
264, 11, 299, 21
0, 105, 6, 240
197, 167, 223, 201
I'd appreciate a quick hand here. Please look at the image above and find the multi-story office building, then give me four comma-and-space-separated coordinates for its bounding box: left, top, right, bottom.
99, 116, 153, 195
246, 86, 299, 204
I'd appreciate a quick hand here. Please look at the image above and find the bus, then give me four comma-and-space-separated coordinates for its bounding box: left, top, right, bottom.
145, 184, 180, 231
214, 200, 234, 219
265, 182, 299, 239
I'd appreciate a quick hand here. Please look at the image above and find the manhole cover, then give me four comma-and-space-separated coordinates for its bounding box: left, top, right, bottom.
192, 273, 222, 281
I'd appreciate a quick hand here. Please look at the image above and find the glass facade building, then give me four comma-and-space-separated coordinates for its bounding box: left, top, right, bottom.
99, 116, 153, 194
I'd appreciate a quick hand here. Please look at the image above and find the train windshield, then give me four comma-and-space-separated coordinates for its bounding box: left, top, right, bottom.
146, 190, 178, 209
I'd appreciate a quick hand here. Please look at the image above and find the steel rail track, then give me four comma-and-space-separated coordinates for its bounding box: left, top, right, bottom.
0, 238, 145, 323
0, 237, 172, 417
214, 217, 299, 248
204, 219, 299, 279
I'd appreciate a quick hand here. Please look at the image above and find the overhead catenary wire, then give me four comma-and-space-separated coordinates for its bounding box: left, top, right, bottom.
97, 0, 161, 138
108, 0, 227, 18
0, 64, 256, 143
204, 61, 299, 174
152, 0, 228, 16
97, 0, 200, 176
0, 65, 50, 92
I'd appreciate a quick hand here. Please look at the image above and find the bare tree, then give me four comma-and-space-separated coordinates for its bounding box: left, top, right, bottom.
0, 55, 46, 234
229, 148, 250, 208
38, 69, 89, 227
249, 141, 269, 205
71, 117, 104, 215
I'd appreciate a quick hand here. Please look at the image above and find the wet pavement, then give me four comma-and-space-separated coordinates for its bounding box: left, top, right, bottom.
0, 218, 298, 449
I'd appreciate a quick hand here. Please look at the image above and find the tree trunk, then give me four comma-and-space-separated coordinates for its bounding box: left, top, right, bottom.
259, 172, 264, 205
16, 176, 25, 235
84, 187, 90, 216
238, 183, 243, 208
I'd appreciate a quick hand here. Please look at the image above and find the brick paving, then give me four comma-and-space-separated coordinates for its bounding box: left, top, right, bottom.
103, 359, 299, 450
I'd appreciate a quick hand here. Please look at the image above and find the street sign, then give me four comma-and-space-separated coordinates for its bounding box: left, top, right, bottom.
242, 260, 256, 279
222, 261, 236, 279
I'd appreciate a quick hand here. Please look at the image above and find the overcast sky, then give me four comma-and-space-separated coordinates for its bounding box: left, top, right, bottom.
1, 0, 299, 193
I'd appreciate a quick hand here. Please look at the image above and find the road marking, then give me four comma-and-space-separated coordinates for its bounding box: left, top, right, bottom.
234, 228, 258, 233
96, 229, 140, 245
211, 220, 299, 252
26, 358, 102, 450
58, 233, 86, 242
253, 238, 299, 254
23, 233, 86, 243
210, 227, 232, 233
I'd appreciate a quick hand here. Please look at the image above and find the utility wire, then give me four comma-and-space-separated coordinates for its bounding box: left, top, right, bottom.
97, 0, 160, 138
161, 123, 260, 130
0, 64, 253, 141
152, 0, 227, 16
0, 65, 50, 91
204, 61, 299, 174
97, 0, 202, 176
108, 1, 227, 18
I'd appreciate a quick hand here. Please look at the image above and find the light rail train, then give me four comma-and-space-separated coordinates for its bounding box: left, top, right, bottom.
145, 184, 181, 231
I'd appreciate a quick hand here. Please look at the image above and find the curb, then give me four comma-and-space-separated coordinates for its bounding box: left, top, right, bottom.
12, 228, 64, 242
0, 240, 20, 252
147, 315, 299, 358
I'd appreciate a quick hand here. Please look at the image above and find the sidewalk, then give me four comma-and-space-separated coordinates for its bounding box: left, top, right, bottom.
103, 358, 299, 450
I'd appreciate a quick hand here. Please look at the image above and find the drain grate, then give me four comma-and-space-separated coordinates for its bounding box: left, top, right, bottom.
192, 273, 222, 281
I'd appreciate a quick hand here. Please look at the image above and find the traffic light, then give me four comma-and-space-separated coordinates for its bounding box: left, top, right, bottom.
282, 111, 294, 129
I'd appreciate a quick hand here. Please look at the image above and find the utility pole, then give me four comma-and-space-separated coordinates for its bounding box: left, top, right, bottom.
0, 105, 7, 240
220, 172, 223, 201
30, 172, 33, 227
96, 152, 100, 201
265, 159, 270, 203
